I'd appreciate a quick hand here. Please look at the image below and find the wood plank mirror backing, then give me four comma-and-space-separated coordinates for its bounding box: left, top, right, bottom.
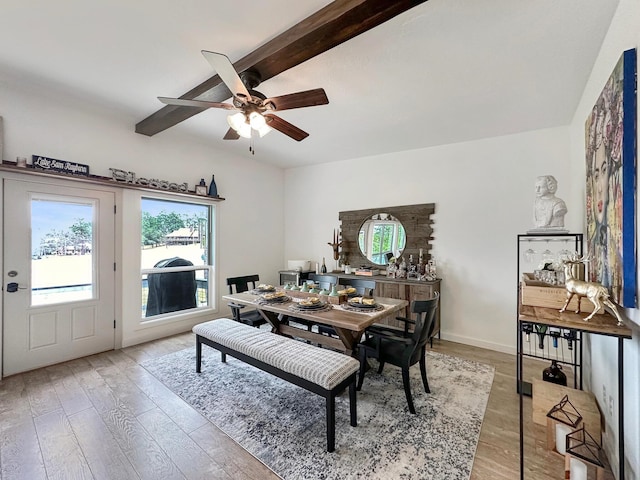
339, 203, 435, 269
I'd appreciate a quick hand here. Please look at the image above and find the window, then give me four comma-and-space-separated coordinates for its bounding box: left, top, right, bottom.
359, 220, 406, 263
31, 197, 95, 306
140, 197, 214, 319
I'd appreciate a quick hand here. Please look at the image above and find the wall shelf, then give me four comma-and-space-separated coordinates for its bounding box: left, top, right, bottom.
0, 161, 225, 201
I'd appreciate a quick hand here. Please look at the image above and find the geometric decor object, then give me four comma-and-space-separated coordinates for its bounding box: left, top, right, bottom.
565, 426, 609, 480
584, 48, 637, 307
566, 425, 607, 468
546, 394, 583, 428
545, 394, 583, 454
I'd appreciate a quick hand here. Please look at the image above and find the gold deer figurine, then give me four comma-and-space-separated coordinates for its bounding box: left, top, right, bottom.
560, 256, 624, 326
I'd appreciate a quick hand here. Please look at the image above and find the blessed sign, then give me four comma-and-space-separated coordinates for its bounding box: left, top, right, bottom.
32, 155, 90, 176
109, 168, 189, 192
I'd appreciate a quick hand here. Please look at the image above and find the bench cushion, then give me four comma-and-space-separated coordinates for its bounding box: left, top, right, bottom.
193, 318, 359, 390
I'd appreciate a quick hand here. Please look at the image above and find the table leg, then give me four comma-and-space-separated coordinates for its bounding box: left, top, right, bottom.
332, 327, 364, 357
257, 309, 282, 333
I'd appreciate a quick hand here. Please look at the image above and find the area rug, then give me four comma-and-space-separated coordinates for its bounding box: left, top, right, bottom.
142, 347, 494, 480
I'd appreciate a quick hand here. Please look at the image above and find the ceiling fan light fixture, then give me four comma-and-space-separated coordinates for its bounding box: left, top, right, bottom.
248, 111, 266, 129
256, 124, 272, 137
227, 112, 252, 138
249, 111, 272, 137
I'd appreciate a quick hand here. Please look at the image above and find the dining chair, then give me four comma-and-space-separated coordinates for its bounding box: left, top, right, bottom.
290, 273, 339, 335
356, 293, 439, 414
308, 273, 338, 290
226, 275, 267, 328
338, 278, 375, 296
319, 278, 377, 338
306, 274, 338, 337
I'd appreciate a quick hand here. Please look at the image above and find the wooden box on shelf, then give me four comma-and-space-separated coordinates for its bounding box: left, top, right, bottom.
286, 289, 347, 305
531, 378, 602, 443
520, 273, 604, 314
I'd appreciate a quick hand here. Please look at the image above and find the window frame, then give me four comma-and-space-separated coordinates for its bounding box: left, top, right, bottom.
137, 193, 217, 325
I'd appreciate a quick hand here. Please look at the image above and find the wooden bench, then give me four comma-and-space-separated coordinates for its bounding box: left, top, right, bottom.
192, 318, 359, 452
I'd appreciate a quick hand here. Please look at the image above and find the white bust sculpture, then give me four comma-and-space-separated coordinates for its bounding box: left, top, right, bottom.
529, 175, 568, 232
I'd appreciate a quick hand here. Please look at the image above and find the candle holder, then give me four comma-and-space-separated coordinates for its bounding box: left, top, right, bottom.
545, 395, 582, 454
564, 426, 608, 480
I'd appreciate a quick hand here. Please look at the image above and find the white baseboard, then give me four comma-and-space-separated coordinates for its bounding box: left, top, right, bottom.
439, 332, 516, 356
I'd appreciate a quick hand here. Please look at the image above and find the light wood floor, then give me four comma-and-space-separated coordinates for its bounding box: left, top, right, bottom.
0, 333, 586, 479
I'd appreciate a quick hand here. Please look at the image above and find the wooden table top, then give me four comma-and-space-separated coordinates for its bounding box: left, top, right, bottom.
518, 303, 632, 339
223, 292, 408, 332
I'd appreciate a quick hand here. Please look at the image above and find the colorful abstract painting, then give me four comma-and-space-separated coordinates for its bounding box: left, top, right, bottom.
585, 48, 637, 308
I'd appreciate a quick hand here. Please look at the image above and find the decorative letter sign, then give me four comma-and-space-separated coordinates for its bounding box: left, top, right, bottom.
32, 155, 90, 176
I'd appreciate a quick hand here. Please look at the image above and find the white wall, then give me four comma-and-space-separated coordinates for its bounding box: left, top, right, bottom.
0, 78, 285, 353
569, 0, 640, 477
285, 126, 573, 353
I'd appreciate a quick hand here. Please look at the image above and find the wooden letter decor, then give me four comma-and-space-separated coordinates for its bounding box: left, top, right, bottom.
109, 168, 188, 192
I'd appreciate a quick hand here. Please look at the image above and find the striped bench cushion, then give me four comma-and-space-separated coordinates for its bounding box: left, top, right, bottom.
193, 318, 359, 390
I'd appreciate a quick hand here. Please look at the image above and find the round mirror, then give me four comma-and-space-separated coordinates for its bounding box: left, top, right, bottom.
358, 213, 406, 265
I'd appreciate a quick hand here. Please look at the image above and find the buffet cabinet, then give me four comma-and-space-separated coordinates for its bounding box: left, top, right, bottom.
336, 274, 441, 341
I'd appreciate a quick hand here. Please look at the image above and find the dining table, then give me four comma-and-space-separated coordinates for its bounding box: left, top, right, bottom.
222, 289, 408, 355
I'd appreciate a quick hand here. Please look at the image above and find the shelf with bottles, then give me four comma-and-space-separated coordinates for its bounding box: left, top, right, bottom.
520, 321, 581, 389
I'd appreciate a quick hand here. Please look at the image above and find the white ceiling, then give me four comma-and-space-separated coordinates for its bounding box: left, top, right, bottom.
0, 0, 618, 168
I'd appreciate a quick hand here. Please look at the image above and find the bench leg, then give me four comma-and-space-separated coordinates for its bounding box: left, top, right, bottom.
196, 335, 202, 373
221, 352, 227, 363
326, 394, 336, 452
349, 379, 357, 427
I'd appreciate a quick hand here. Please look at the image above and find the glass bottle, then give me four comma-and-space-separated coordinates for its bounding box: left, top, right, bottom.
320, 257, 327, 273
418, 248, 425, 275
208, 175, 218, 197
542, 360, 567, 386
534, 324, 548, 349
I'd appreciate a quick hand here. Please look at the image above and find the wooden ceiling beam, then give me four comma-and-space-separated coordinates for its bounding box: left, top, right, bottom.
135, 0, 427, 136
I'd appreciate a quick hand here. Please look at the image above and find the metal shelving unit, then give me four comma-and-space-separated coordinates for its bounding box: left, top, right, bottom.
516, 233, 583, 396
516, 232, 633, 480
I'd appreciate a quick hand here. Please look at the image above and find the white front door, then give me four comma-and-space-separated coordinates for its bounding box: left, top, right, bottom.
3, 178, 115, 376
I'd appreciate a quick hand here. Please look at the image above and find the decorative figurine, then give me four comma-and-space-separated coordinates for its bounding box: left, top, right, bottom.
327, 229, 342, 270
559, 256, 624, 325
529, 175, 568, 233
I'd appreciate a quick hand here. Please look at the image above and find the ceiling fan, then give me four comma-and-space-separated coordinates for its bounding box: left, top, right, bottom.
158, 51, 328, 142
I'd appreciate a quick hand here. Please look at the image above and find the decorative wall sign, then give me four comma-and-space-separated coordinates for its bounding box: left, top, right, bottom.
109, 168, 188, 192
32, 155, 90, 176
585, 48, 637, 307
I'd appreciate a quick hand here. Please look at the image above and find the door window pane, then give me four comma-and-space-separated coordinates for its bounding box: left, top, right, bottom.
140, 197, 212, 318
31, 199, 94, 306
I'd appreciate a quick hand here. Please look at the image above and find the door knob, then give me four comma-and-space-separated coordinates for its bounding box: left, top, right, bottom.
6, 282, 26, 293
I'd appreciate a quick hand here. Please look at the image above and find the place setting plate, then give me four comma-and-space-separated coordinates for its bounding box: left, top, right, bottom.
337, 287, 358, 297
343, 297, 384, 312
252, 284, 277, 294
288, 298, 332, 313
255, 291, 290, 305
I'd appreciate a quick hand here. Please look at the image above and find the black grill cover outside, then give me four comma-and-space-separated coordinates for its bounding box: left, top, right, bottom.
146, 257, 197, 316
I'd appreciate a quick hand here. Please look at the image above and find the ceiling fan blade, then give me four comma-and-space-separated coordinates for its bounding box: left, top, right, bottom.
223, 127, 240, 140
158, 97, 236, 110
264, 88, 329, 111
264, 114, 309, 141
201, 51, 251, 101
